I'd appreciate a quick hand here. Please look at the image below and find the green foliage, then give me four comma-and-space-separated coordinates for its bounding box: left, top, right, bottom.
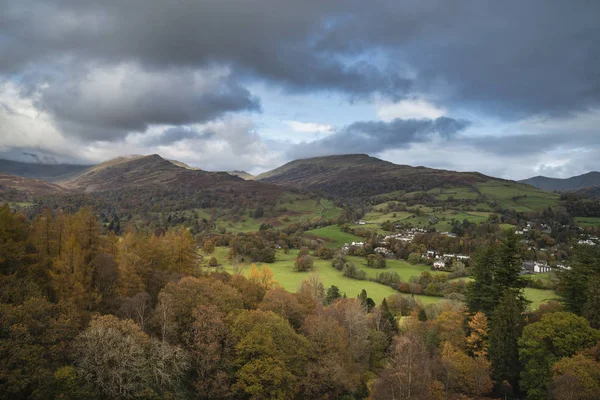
466, 230, 527, 317
488, 292, 525, 392
519, 312, 600, 400
557, 245, 600, 327
325, 285, 342, 305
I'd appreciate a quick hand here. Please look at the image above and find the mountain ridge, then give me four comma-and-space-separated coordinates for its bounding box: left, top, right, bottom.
520, 171, 600, 191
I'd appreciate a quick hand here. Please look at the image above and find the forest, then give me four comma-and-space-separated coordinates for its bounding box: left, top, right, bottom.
1, 204, 600, 400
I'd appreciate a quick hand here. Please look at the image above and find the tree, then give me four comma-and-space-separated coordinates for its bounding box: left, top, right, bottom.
488, 291, 524, 393
259, 287, 307, 330
248, 264, 275, 290
294, 255, 314, 272
380, 298, 399, 336
230, 310, 309, 399
557, 245, 600, 317
550, 353, 600, 400
418, 308, 428, 321
435, 310, 466, 350
370, 334, 434, 400
367, 254, 386, 269
202, 239, 215, 254
519, 312, 600, 400
188, 305, 233, 399
75, 315, 189, 399
440, 341, 493, 397
325, 285, 341, 305
583, 275, 600, 329
209, 256, 218, 267
466, 311, 488, 358
466, 231, 527, 317
301, 314, 361, 398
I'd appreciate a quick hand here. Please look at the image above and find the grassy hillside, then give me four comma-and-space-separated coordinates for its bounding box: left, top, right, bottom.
256, 154, 559, 212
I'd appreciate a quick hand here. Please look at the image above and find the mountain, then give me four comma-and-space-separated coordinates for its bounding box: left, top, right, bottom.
63, 154, 273, 194
256, 154, 493, 198
227, 170, 255, 180
0, 173, 65, 202
0, 159, 91, 182
520, 172, 600, 191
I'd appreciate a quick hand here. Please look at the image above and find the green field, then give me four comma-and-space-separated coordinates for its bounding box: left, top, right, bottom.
304, 225, 362, 248
524, 288, 559, 310
476, 181, 559, 212
207, 247, 554, 308
575, 217, 600, 228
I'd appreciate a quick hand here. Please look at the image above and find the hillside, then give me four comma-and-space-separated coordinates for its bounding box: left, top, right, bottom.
256, 154, 560, 211
0, 159, 91, 182
227, 170, 255, 180
0, 173, 65, 203
520, 171, 600, 191
256, 154, 491, 197
62, 154, 244, 192
37, 154, 339, 232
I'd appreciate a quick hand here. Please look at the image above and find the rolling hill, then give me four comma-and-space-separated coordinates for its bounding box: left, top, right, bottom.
255, 154, 560, 211
0, 173, 65, 203
0, 159, 91, 182
256, 154, 492, 197
520, 171, 600, 191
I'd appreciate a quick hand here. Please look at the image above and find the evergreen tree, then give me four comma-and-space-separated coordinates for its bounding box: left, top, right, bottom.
557, 244, 600, 317
325, 285, 341, 305
381, 298, 398, 335
488, 292, 524, 394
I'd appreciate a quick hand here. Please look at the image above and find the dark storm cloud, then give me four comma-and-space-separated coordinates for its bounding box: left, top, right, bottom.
143, 127, 215, 146
2, 0, 599, 118
31, 65, 260, 141
288, 117, 470, 159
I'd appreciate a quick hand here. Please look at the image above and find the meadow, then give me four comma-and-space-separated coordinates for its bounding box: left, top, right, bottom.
206, 247, 556, 309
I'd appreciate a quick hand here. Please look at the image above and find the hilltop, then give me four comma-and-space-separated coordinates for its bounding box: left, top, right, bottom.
255, 154, 560, 212
520, 171, 600, 191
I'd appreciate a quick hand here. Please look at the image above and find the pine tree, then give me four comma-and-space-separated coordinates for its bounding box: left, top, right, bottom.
381, 298, 399, 335
488, 291, 524, 393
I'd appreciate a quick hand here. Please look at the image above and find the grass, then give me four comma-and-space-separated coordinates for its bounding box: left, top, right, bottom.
215, 249, 397, 303
346, 256, 447, 280
476, 181, 559, 212
575, 217, 600, 228
207, 247, 558, 308
524, 288, 559, 310
304, 225, 362, 248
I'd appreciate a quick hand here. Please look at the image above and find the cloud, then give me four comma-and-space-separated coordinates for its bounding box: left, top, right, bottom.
284, 120, 334, 134
34, 63, 260, 141
288, 116, 470, 159
141, 127, 215, 147
377, 98, 446, 121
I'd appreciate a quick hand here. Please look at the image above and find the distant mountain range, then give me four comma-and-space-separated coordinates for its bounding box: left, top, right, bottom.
0, 159, 91, 182
0, 153, 581, 208
520, 172, 600, 191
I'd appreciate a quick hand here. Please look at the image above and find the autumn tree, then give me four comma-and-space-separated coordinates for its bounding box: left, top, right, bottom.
550, 353, 600, 400
294, 254, 314, 272
466, 311, 488, 358
370, 334, 435, 400
247, 264, 275, 290
230, 310, 310, 399
75, 315, 189, 398
440, 341, 493, 397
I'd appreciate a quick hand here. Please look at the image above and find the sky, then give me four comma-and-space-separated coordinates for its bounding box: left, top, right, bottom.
1, 0, 599, 180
